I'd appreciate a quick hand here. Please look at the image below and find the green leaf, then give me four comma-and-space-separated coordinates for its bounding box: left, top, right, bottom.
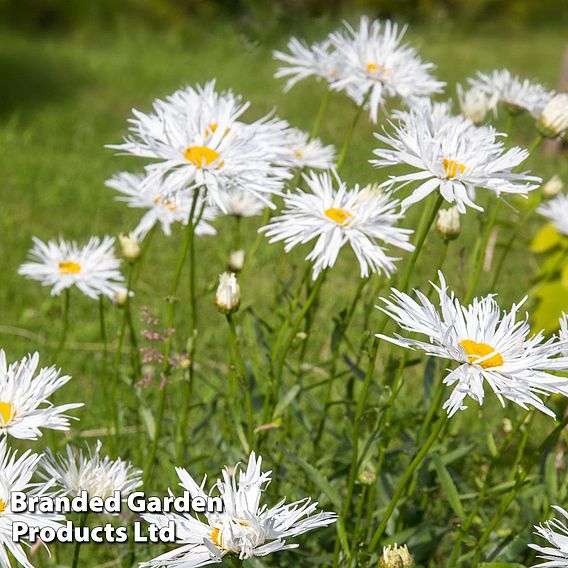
533, 282, 568, 333
531, 224, 561, 253
432, 453, 466, 521
274, 385, 301, 418
281, 450, 341, 510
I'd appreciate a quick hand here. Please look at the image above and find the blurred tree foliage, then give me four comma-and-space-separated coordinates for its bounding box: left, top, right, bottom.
1, 0, 566, 33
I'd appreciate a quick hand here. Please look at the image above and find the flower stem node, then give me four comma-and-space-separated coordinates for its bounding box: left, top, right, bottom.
436, 206, 461, 240
118, 233, 141, 261
215, 272, 241, 314
379, 544, 414, 568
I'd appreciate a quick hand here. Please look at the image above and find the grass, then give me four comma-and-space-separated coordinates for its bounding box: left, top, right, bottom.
1, 17, 568, 567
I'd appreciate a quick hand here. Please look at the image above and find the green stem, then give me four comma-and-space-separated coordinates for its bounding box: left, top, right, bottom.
143, 188, 201, 488
369, 412, 449, 552
398, 193, 445, 293
490, 196, 542, 289
98, 296, 115, 452
226, 313, 254, 450
336, 91, 370, 171
54, 288, 71, 360
176, 194, 206, 464
464, 200, 500, 303
529, 133, 544, 154
310, 89, 331, 140
267, 270, 327, 421
71, 512, 88, 568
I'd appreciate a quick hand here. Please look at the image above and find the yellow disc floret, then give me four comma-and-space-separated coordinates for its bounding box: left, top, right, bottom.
459, 340, 503, 369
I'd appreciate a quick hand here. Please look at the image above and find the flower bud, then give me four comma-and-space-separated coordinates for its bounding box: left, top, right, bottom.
357, 469, 376, 486
119, 233, 141, 260
379, 544, 414, 568
229, 249, 245, 272
115, 290, 128, 307
436, 206, 460, 240
215, 272, 240, 314
457, 85, 491, 125
542, 175, 563, 198
538, 94, 568, 139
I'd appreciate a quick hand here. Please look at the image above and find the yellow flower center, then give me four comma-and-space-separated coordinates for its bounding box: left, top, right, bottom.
294, 149, 303, 158
325, 208, 352, 226
0, 498, 6, 513
367, 62, 387, 75
58, 261, 81, 274
0, 402, 14, 425
459, 340, 503, 369
184, 146, 223, 168
211, 527, 222, 547
443, 159, 466, 179
153, 195, 177, 212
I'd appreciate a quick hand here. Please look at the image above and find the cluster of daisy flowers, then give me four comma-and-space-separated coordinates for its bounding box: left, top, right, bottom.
8, 11, 568, 568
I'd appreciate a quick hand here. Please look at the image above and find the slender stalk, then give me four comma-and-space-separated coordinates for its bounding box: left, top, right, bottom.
310, 89, 331, 140
175, 194, 206, 463
143, 189, 201, 487
268, 270, 327, 421
71, 512, 88, 568
98, 296, 115, 453
464, 199, 500, 303
529, 133, 544, 154
472, 412, 568, 565
398, 193, 445, 293
336, 91, 371, 171
490, 196, 542, 289
369, 412, 449, 552
226, 313, 254, 449
54, 288, 71, 360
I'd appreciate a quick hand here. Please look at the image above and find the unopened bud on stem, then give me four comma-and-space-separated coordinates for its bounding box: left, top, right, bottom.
215, 272, 240, 314
436, 206, 460, 240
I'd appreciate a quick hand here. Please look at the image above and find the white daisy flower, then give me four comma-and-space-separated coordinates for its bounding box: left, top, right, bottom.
538, 93, 568, 139
109, 82, 291, 210
273, 38, 343, 91
106, 172, 218, 239
18, 236, 126, 300
42, 441, 142, 501
456, 84, 491, 124
538, 194, 568, 236
371, 106, 540, 212
0, 439, 64, 568
327, 17, 445, 123
530, 505, 568, 567
468, 69, 552, 117
377, 272, 568, 417
214, 187, 268, 218
283, 128, 336, 170
260, 171, 414, 280
140, 452, 335, 567
0, 350, 82, 440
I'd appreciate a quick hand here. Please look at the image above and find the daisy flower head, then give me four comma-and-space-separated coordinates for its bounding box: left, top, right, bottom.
273, 37, 344, 92
214, 186, 270, 218
282, 128, 336, 170
530, 505, 568, 567
260, 171, 414, 280
19, 236, 126, 300
377, 272, 568, 417
0, 351, 82, 440
42, 441, 142, 502
456, 84, 491, 124
538, 194, 568, 236
140, 452, 336, 567
371, 105, 541, 212
109, 82, 291, 210
538, 93, 568, 139
106, 171, 218, 239
327, 17, 445, 123
468, 69, 552, 117
0, 439, 64, 568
